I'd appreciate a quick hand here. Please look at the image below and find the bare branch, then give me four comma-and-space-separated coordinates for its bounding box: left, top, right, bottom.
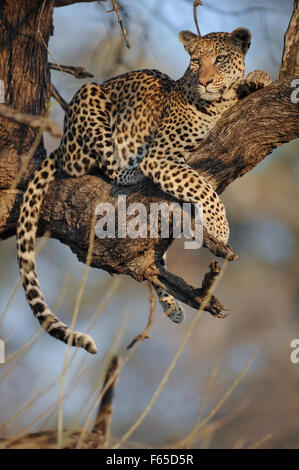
55, 0, 105, 7
107, 0, 131, 49
92, 355, 120, 447
127, 283, 156, 349
193, 0, 202, 37
0, 104, 62, 138
146, 260, 227, 317
280, 0, 299, 78
49, 62, 94, 79
51, 84, 68, 112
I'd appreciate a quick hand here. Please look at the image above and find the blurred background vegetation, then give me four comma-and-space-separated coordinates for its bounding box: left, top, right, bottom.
0, 0, 298, 448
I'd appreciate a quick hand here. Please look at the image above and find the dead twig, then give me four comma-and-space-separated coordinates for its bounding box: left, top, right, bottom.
38, 1, 65, 76
127, 283, 156, 350
92, 355, 120, 447
55, 0, 106, 6
107, 0, 130, 49
51, 84, 68, 112
49, 62, 94, 79
146, 260, 227, 318
0, 104, 62, 138
193, 0, 202, 37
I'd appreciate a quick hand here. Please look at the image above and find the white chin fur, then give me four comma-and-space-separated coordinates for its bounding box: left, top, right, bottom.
198, 89, 222, 101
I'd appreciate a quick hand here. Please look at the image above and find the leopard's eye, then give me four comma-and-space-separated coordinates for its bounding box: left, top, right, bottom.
215, 55, 228, 63
191, 58, 201, 65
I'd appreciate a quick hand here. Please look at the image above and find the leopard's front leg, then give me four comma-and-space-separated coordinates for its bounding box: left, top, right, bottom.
237, 70, 272, 99
245, 70, 273, 89
140, 151, 229, 244
114, 167, 145, 186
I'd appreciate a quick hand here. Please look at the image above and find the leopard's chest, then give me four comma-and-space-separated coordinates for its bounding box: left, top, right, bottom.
110, 95, 231, 170
157, 104, 222, 153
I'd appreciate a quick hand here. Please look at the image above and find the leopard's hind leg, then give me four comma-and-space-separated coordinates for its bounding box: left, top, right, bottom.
153, 254, 184, 324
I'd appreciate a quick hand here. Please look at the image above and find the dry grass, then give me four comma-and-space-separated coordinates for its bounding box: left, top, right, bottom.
0, 242, 263, 449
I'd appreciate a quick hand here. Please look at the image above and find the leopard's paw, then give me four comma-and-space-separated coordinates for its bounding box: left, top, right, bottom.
245, 70, 273, 90
156, 287, 185, 324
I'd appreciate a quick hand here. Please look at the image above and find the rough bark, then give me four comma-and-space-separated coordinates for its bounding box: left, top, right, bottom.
189, 77, 299, 194
280, 0, 299, 78
0, 0, 53, 189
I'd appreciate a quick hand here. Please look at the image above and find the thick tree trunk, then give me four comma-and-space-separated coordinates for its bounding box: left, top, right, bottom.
0, 0, 53, 188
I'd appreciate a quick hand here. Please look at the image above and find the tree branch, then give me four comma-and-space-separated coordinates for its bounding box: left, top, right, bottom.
49, 62, 94, 79
0, 104, 62, 138
146, 261, 227, 317
107, 0, 130, 49
127, 283, 156, 349
55, 0, 105, 7
51, 84, 69, 112
92, 355, 120, 447
280, 0, 299, 78
188, 77, 299, 194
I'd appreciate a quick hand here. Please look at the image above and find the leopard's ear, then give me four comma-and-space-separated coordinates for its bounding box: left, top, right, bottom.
229, 28, 251, 54
179, 30, 199, 55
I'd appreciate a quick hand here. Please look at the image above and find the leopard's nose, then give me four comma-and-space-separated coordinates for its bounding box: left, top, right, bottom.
199, 78, 213, 87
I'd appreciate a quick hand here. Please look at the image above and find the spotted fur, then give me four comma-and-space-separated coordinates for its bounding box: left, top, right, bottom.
17, 27, 272, 353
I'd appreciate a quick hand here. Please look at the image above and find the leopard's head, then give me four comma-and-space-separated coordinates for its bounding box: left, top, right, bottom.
179, 28, 251, 101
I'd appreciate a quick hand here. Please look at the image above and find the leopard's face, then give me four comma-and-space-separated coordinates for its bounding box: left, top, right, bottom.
179, 28, 251, 101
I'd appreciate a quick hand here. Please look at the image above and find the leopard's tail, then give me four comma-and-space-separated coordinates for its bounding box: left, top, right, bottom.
16, 151, 97, 354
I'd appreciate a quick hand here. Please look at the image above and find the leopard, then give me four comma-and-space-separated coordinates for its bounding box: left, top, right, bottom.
16, 26, 272, 354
